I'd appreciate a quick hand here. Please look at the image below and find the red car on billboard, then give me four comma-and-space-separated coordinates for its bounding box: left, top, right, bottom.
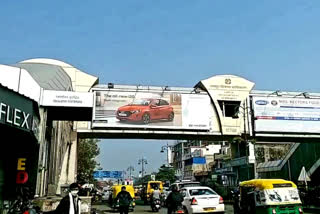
116, 98, 174, 124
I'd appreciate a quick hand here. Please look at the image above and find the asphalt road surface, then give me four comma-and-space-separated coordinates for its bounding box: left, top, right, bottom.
92, 203, 233, 214
92, 203, 318, 214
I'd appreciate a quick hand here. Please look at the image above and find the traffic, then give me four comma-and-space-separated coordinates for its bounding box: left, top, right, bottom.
83, 179, 317, 214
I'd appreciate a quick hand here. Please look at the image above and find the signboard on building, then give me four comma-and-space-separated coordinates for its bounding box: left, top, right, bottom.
253, 96, 320, 133
93, 171, 123, 179
41, 90, 94, 107
92, 89, 213, 130
0, 85, 39, 134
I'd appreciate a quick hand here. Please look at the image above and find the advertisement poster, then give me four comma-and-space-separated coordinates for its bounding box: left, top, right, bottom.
253, 96, 320, 133
92, 90, 212, 130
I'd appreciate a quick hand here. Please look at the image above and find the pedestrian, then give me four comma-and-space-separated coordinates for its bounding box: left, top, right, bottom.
54, 183, 81, 214
165, 186, 184, 214
116, 186, 133, 214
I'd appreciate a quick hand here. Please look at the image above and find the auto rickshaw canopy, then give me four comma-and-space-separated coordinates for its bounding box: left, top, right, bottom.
112, 184, 135, 199
240, 179, 297, 190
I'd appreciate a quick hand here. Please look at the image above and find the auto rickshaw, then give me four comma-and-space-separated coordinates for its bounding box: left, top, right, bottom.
236, 179, 303, 214
109, 185, 136, 211
141, 181, 163, 204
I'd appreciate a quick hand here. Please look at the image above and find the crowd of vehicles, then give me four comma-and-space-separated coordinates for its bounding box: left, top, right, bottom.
97, 178, 305, 214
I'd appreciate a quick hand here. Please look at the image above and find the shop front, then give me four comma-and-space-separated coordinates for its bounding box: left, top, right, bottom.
0, 84, 40, 211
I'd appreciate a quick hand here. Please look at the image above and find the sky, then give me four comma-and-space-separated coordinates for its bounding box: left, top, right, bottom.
1, 1, 320, 175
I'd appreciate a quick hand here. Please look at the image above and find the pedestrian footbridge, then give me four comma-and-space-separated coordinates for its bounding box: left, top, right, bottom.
2, 60, 320, 142
46, 75, 320, 142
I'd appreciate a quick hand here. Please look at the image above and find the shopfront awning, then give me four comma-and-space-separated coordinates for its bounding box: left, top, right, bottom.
0, 84, 40, 140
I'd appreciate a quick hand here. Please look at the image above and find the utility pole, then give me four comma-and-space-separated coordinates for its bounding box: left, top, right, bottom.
127, 166, 134, 180
233, 100, 257, 180
138, 157, 148, 177
161, 142, 173, 167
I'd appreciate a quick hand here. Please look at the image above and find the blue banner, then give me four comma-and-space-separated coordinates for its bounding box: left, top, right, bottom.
93, 171, 123, 179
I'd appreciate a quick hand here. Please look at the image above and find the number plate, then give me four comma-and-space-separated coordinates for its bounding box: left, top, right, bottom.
203, 207, 215, 211
118, 113, 127, 116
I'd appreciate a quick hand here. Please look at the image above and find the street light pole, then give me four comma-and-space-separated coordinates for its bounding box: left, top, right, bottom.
138, 157, 148, 177
127, 166, 134, 180
234, 101, 257, 180
161, 142, 174, 167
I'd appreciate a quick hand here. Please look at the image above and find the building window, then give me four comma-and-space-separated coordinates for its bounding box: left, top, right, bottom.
218, 100, 241, 117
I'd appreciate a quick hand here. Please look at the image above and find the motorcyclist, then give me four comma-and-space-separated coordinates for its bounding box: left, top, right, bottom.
151, 186, 161, 201
151, 186, 161, 210
165, 186, 184, 214
231, 187, 240, 214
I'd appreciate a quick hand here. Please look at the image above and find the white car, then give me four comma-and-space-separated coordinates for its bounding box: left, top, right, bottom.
181, 186, 225, 214
102, 188, 112, 201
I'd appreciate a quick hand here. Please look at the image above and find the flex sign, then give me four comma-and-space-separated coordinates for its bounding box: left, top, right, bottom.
0, 103, 31, 130
0, 86, 34, 132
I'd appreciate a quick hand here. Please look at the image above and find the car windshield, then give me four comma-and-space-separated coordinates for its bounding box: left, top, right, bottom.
130, 99, 151, 106
189, 188, 217, 196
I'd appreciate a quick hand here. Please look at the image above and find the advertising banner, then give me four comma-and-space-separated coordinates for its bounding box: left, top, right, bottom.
253, 96, 320, 133
93, 171, 123, 179
41, 90, 94, 107
92, 90, 212, 130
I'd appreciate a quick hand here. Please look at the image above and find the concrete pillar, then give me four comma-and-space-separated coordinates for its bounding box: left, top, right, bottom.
35, 108, 48, 197
56, 131, 78, 195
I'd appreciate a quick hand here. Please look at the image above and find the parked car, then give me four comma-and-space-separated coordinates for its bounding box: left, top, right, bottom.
181, 186, 224, 214
116, 98, 174, 124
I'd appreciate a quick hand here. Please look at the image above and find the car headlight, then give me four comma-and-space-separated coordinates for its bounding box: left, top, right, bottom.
130, 110, 141, 114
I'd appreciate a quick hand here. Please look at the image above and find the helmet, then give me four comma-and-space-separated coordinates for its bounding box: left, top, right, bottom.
172, 185, 178, 192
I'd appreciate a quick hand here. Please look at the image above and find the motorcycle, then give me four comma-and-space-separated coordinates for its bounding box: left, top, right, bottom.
172, 205, 184, 214
151, 198, 162, 212
230, 189, 240, 214
160, 193, 167, 207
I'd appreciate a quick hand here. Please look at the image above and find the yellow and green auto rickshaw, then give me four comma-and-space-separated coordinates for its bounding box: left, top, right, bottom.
141, 181, 163, 204
237, 179, 303, 214
110, 185, 136, 211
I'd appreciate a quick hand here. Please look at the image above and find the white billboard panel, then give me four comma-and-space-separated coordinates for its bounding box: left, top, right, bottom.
92, 90, 212, 130
41, 90, 94, 107
253, 96, 320, 133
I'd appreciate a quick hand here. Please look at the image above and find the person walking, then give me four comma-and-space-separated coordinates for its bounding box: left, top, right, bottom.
165, 186, 184, 214
54, 183, 81, 214
116, 186, 133, 214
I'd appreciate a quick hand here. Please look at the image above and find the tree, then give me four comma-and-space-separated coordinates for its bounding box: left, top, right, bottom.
77, 138, 100, 183
156, 165, 176, 184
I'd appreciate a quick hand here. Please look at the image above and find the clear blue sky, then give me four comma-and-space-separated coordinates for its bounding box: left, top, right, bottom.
1, 1, 320, 174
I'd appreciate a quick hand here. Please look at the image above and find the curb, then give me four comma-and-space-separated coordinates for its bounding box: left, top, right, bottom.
303, 206, 320, 211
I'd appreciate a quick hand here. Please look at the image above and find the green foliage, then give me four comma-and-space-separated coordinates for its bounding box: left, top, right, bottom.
156, 166, 176, 184
77, 138, 100, 183
135, 174, 152, 185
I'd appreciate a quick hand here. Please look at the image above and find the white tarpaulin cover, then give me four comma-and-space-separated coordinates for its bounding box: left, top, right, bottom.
256, 188, 301, 206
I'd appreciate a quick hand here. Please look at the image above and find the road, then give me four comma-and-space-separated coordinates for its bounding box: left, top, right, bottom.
92, 203, 318, 214
92, 203, 234, 214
